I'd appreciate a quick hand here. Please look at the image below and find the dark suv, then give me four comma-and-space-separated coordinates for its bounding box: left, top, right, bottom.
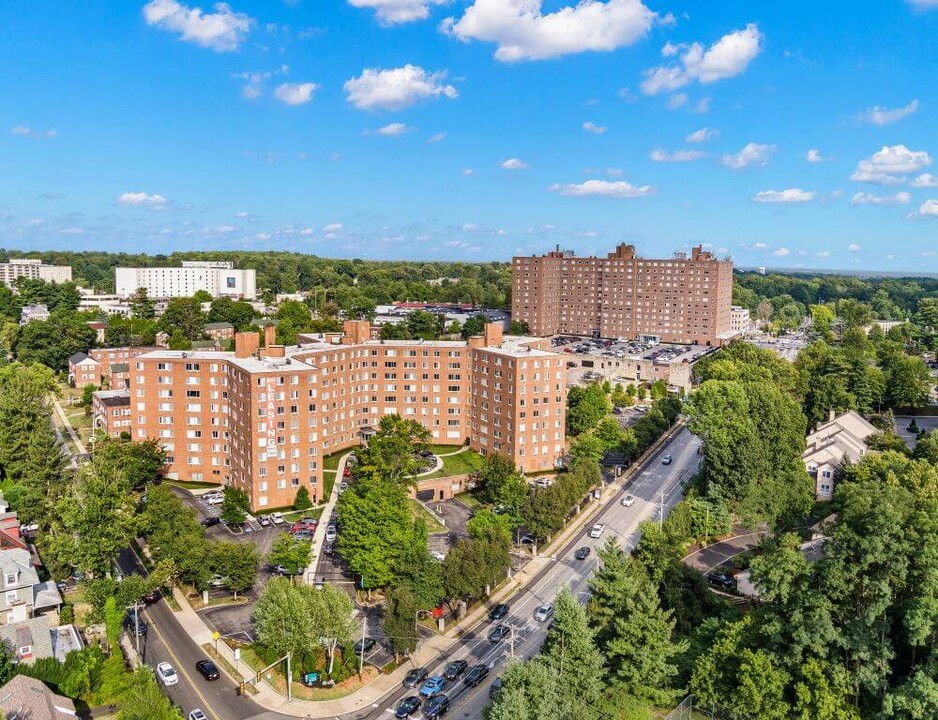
463, 664, 489, 687
705, 572, 736, 590
488, 603, 509, 621
422, 695, 450, 719
123, 610, 148, 637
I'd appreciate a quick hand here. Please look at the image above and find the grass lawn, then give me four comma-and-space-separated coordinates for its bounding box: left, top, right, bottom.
408, 499, 447, 534
454, 491, 482, 509
322, 450, 349, 473
428, 443, 465, 455
423, 448, 482, 480
282, 506, 324, 523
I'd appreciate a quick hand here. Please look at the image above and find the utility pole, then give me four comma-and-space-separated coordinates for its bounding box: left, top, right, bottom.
509, 626, 515, 660
358, 616, 367, 676
132, 600, 141, 656
659, 489, 665, 529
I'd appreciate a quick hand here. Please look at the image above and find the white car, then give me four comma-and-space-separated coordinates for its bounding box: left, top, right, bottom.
325, 527, 337, 542
189, 711, 208, 720
270, 512, 285, 525
157, 662, 179, 687
534, 604, 554, 622
204, 494, 224, 506
589, 523, 605, 539
621, 494, 636, 507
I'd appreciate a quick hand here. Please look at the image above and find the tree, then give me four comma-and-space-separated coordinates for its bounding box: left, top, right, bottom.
158, 297, 204, 339
883, 353, 933, 408
268, 534, 312, 577
210, 541, 258, 597
508, 320, 529, 335
293, 485, 312, 510
593, 417, 624, 450
915, 431, 938, 465
566, 383, 610, 436
541, 587, 604, 713
94, 438, 166, 489
252, 578, 318, 660
355, 414, 431, 485
485, 658, 563, 720
384, 583, 420, 659
207, 296, 256, 329
15, 313, 96, 370
476, 454, 526, 510
117, 667, 186, 720
441, 529, 510, 602
128, 287, 155, 319
466, 508, 513, 546
460, 313, 488, 339
220, 486, 250, 524
167, 329, 191, 350
312, 583, 356, 675
521, 485, 568, 540
569, 432, 605, 465
139, 485, 209, 588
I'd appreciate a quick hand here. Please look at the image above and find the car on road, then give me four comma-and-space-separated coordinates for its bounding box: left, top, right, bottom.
325, 525, 338, 542
270, 512, 285, 525
706, 572, 736, 590
353, 637, 376, 654
488, 603, 509, 621
534, 604, 554, 622
142, 590, 160, 605
124, 610, 147, 636
204, 495, 224, 506
156, 662, 179, 687
323, 542, 335, 555
589, 523, 605, 539
463, 664, 490, 687
403, 667, 429, 688
621, 494, 636, 507
422, 694, 450, 719
195, 659, 220, 681
395, 696, 422, 718
189, 711, 208, 720
661, 454, 673, 465
418, 675, 446, 698
200, 516, 220, 527
257, 515, 271, 527
343, 465, 353, 477
488, 624, 510, 643
443, 660, 468, 681
574, 546, 591, 561
490, 677, 503, 700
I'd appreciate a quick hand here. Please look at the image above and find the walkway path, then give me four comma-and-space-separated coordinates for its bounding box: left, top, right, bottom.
304, 452, 350, 585
51, 395, 87, 455
681, 529, 770, 573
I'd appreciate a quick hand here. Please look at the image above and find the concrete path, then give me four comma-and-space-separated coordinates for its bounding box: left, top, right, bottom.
51, 395, 87, 455
304, 452, 350, 585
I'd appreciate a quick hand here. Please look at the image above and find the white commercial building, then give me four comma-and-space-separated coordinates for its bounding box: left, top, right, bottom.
730, 306, 751, 336
114, 261, 256, 300
0, 259, 72, 287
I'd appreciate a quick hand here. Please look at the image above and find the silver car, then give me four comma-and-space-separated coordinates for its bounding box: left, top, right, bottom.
534, 604, 554, 622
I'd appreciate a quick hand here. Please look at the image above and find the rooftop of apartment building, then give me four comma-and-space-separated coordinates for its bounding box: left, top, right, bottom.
551, 336, 717, 365
517, 243, 728, 263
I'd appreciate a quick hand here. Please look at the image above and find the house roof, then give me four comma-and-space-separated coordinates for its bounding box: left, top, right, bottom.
204, 321, 234, 330
67, 352, 89, 365
0, 617, 53, 663
0, 671, 77, 719
92, 390, 130, 408
0, 548, 38, 589
803, 410, 878, 468
32, 581, 63, 611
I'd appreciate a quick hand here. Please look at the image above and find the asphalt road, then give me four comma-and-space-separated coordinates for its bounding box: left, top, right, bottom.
373, 426, 702, 720
113, 425, 700, 720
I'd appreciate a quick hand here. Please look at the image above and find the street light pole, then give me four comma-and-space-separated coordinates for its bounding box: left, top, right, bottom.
358, 616, 367, 676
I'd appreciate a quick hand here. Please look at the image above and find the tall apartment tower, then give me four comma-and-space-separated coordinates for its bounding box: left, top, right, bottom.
129, 322, 566, 509
512, 244, 733, 345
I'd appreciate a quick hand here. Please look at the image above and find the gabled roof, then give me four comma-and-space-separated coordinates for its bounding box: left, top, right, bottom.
68, 352, 89, 365
0, 674, 77, 720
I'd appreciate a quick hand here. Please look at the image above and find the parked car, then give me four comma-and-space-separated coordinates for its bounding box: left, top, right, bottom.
661, 454, 673, 465
422, 694, 450, 719
403, 667, 429, 689
519, 534, 536, 545
325, 526, 337, 542
533, 604, 554, 622
200, 516, 220, 527
488, 603, 509, 621
301, 517, 318, 528
195, 660, 220, 681
343, 466, 353, 478
574, 546, 591, 561
257, 515, 271, 527
142, 590, 160, 605
490, 677, 503, 700
323, 542, 335, 555
621, 494, 636, 507
443, 660, 468, 681
706, 572, 736, 590
589, 523, 605, 539
463, 664, 489, 687
353, 637, 376, 654
124, 610, 147, 636
156, 662, 179, 687
488, 624, 510, 643
270, 512, 285, 525
272, 564, 298, 576
189, 710, 208, 720
204, 495, 224, 506
208, 574, 228, 588
419, 675, 446, 698
339, 482, 349, 493
395, 696, 422, 719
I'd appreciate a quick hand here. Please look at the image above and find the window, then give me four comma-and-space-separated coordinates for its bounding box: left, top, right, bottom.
4, 572, 15, 586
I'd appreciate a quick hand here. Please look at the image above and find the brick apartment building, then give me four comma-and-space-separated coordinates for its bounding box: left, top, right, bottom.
126, 321, 566, 509
512, 244, 734, 345
89, 347, 160, 389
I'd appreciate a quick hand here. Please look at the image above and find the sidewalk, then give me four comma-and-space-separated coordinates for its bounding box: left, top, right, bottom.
51, 396, 88, 455
303, 452, 351, 585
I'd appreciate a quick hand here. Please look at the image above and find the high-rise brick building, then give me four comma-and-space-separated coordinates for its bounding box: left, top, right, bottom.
128, 322, 566, 509
512, 244, 734, 345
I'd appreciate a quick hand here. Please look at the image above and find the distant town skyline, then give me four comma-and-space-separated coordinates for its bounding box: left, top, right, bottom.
4, 1, 938, 270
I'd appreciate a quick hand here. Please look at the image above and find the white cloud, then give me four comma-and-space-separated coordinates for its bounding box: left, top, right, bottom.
806, 149, 830, 163
116, 191, 169, 207
686, 127, 718, 143
641, 23, 763, 95
752, 242, 767, 249
908, 0, 938, 9
722, 142, 775, 170
910, 173, 938, 188
912, 199, 938, 218
273, 82, 319, 105
848, 243, 861, 252
58, 227, 85, 235
816, 251, 831, 258
850, 191, 911, 206
549, 179, 655, 198
666, 93, 687, 110
374, 122, 411, 136
857, 99, 919, 126
661, 41, 682, 57
344, 65, 457, 111
142, 0, 252, 52
11, 126, 57, 139
234, 211, 250, 218
582, 121, 607, 134
773, 247, 791, 257
349, 0, 447, 25
323, 222, 343, 232
462, 168, 475, 177
427, 132, 446, 143
606, 168, 624, 177
850, 144, 932, 184
501, 158, 528, 170
650, 149, 706, 162
694, 97, 711, 114
442, 0, 658, 62
752, 188, 817, 203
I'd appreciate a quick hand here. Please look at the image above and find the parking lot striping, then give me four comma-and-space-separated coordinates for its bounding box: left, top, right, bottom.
144, 607, 220, 720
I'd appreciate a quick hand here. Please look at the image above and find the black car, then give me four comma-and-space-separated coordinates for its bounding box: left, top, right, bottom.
443, 660, 468, 681
706, 572, 736, 590
422, 695, 450, 719
394, 696, 422, 719
123, 611, 147, 636
488, 624, 510, 643
195, 660, 220, 681
463, 664, 490, 687
490, 677, 503, 700
574, 546, 591, 561
353, 637, 377, 654
403, 667, 429, 689
488, 603, 509, 621
200, 516, 220, 527
142, 590, 160, 605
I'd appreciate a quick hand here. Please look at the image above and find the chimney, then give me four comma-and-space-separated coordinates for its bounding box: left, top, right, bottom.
483, 322, 503, 347
264, 324, 276, 349
829, 409, 836, 422
235, 332, 260, 359
467, 336, 484, 349
343, 320, 371, 345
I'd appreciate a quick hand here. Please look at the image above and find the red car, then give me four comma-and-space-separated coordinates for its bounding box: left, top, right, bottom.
343, 466, 352, 478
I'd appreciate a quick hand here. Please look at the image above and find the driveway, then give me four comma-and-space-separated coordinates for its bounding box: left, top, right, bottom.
681, 530, 769, 573
894, 415, 938, 450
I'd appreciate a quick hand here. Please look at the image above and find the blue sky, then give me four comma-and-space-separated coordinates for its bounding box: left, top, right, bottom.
3, 0, 938, 271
